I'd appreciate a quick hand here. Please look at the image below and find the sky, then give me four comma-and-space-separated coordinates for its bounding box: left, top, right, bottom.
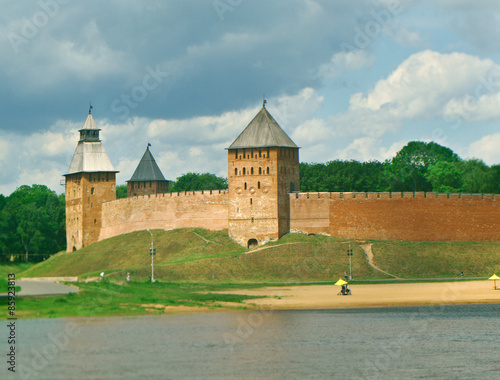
1, 0, 500, 195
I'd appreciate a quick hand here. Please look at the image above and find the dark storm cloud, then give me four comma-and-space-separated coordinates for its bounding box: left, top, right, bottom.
0, 0, 384, 133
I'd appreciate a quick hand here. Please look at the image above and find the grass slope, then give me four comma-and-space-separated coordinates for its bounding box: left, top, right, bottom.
19, 228, 500, 282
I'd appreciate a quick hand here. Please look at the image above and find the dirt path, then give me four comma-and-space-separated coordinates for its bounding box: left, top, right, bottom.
245, 242, 303, 254
360, 243, 399, 278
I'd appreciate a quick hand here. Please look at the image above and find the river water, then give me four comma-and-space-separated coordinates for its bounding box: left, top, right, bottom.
5, 304, 499, 379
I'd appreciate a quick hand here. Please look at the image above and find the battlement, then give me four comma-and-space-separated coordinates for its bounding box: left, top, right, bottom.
99, 189, 229, 241
290, 191, 500, 242
291, 192, 497, 200
105, 189, 229, 205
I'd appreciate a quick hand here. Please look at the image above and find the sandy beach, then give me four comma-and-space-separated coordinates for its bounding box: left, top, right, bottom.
222, 280, 500, 310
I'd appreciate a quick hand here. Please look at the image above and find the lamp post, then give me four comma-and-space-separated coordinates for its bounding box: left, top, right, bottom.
347, 243, 353, 281
146, 229, 155, 283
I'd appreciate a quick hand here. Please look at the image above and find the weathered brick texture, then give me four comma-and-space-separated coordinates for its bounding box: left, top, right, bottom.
65, 172, 116, 251
290, 192, 499, 241
99, 190, 229, 241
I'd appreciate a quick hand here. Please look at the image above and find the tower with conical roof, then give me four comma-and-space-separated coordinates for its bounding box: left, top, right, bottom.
127, 145, 170, 197
64, 107, 118, 251
227, 101, 300, 247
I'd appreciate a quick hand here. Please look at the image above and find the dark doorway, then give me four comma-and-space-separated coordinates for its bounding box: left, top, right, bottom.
247, 239, 258, 249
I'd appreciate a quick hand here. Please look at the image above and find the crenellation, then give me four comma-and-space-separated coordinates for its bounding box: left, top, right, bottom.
66, 106, 499, 252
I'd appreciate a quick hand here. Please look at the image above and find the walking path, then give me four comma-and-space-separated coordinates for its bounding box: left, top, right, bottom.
360, 243, 399, 279
0, 280, 79, 297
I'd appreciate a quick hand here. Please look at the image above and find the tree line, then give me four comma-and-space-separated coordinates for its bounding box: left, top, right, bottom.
116, 172, 228, 198
0, 185, 65, 262
1, 141, 498, 259
300, 141, 500, 194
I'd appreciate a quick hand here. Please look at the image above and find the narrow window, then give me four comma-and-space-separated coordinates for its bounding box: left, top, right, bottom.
244, 182, 247, 190
251, 167, 254, 175
91, 187, 94, 194
267, 167, 270, 174
258, 181, 261, 189
235, 168, 238, 176
251, 150, 254, 158
235, 149, 238, 159
243, 167, 246, 175
250, 198, 253, 204
259, 149, 262, 158
259, 167, 262, 174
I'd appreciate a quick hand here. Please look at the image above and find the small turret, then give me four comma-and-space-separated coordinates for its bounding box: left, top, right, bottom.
127, 144, 170, 197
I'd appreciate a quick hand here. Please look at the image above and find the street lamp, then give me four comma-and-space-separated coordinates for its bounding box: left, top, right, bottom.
347, 243, 353, 281
146, 229, 155, 283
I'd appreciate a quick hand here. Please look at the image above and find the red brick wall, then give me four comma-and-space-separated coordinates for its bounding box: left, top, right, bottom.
99, 190, 228, 241
290, 192, 499, 241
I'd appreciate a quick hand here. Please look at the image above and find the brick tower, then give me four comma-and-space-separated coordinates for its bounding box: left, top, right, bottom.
64, 107, 118, 251
126, 144, 170, 197
227, 101, 300, 248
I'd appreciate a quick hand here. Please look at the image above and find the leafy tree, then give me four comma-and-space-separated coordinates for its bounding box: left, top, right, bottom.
490, 165, 500, 194
425, 161, 463, 193
116, 184, 128, 199
383, 141, 460, 192
458, 159, 494, 193
169, 173, 228, 192
0, 185, 65, 261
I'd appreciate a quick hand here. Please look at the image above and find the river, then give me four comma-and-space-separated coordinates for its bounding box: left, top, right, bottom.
5, 304, 499, 379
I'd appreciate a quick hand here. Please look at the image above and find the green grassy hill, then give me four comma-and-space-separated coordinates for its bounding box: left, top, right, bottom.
19, 228, 500, 282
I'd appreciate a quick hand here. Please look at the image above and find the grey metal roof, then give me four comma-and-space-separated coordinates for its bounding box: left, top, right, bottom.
65, 112, 117, 175
127, 146, 167, 182
65, 141, 117, 175
228, 105, 298, 149
80, 112, 100, 130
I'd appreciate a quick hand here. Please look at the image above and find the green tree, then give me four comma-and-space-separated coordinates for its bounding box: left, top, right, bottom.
425, 161, 463, 193
116, 184, 128, 199
169, 173, 227, 192
458, 159, 494, 193
383, 141, 460, 192
0, 185, 65, 261
490, 165, 500, 194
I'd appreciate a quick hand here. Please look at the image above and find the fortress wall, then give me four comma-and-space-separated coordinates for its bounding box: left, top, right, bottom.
99, 190, 229, 241
290, 192, 499, 241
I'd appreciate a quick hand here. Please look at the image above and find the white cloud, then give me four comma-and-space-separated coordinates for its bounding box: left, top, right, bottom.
336, 137, 406, 162
317, 50, 375, 78
349, 50, 498, 118
384, 21, 422, 47
468, 133, 500, 165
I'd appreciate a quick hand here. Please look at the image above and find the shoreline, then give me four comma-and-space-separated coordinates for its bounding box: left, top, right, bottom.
6, 280, 500, 320
220, 280, 500, 311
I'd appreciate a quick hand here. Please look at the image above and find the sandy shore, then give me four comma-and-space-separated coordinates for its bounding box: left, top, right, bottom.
221, 281, 500, 310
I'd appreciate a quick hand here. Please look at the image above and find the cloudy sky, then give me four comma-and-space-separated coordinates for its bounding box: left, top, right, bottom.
1, 0, 500, 195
